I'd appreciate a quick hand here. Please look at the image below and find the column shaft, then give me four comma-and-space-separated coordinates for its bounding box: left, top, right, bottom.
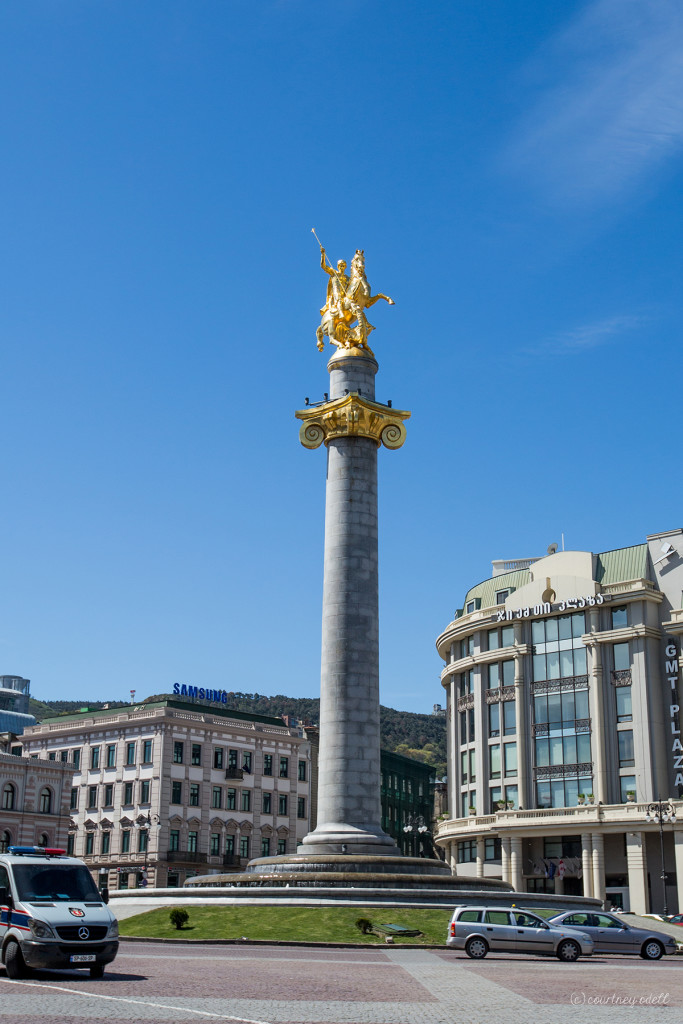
626, 831, 649, 915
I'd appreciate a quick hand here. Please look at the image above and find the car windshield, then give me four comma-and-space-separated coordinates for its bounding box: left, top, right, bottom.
12, 863, 101, 902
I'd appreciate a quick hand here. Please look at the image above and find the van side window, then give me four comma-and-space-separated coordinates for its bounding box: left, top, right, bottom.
484, 911, 511, 925
0, 865, 10, 893
457, 910, 481, 922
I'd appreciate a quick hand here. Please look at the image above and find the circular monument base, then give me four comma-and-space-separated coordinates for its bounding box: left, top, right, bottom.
185, 854, 514, 894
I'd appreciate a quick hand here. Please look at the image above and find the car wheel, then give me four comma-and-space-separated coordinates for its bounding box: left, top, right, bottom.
89, 964, 105, 979
465, 936, 488, 959
641, 940, 664, 961
556, 939, 581, 962
4, 941, 28, 979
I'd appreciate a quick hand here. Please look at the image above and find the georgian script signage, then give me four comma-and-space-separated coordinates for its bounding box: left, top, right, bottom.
495, 594, 605, 622
665, 640, 683, 792
173, 682, 229, 705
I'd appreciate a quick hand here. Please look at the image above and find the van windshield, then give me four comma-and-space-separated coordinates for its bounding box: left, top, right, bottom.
12, 863, 101, 902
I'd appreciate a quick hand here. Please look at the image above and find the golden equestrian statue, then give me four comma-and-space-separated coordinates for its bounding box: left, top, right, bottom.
313, 231, 394, 356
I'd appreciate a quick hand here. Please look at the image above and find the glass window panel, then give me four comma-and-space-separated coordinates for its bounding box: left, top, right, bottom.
503, 701, 516, 735
533, 653, 546, 680
488, 629, 499, 651
563, 734, 577, 764
565, 777, 579, 807
460, 711, 467, 744
618, 730, 634, 767
460, 792, 468, 817
469, 749, 477, 781
488, 663, 500, 687
536, 781, 551, 807
550, 735, 564, 765
532, 620, 545, 645
577, 732, 592, 763
616, 686, 633, 721
575, 689, 589, 719
489, 744, 501, 778
488, 702, 500, 737
550, 779, 565, 807
535, 738, 549, 767
504, 785, 518, 808
490, 786, 502, 811
573, 646, 587, 675
504, 743, 517, 776
501, 625, 514, 647
620, 776, 636, 802
468, 708, 475, 741
560, 649, 574, 678
558, 615, 572, 641
534, 695, 548, 724
502, 660, 515, 685
612, 606, 628, 629
547, 693, 562, 723
561, 690, 576, 723
547, 651, 560, 679
461, 751, 468, 784
572, 612, 586, 637
614, 643, 630, 672
545, 618, 559, 642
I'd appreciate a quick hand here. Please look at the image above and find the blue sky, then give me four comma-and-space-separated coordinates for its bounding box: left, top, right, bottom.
1, 1, 681, 714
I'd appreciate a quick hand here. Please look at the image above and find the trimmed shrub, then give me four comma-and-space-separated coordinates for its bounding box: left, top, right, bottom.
169, 908, 189, 930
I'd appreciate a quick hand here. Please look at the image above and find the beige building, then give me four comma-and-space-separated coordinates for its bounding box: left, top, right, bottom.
22, 698, 311, 889
435, 529, 683, 915
0, 748, 74, 852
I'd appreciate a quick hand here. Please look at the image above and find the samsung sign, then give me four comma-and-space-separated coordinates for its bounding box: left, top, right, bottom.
173, 683, 229, 705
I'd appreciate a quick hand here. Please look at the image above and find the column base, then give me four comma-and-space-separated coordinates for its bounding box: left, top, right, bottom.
299, 822, 400, 857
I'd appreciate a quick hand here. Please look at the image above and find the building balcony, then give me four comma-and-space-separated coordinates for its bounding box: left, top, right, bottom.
611, 669, 632, 686
166, 850, 208, 864
224, 767, 244, 780
434, 800, 683, 843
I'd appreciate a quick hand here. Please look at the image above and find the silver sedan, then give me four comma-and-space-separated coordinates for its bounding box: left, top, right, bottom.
549, 911, 678, 959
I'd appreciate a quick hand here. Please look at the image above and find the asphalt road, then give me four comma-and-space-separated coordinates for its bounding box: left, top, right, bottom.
0, 940, 680, 1023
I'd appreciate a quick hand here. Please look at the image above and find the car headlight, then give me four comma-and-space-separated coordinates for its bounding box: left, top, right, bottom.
107, 919, 119, 938
29, 918, 56, 939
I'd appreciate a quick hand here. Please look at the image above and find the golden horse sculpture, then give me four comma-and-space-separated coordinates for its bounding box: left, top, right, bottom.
316, 247, 394, 356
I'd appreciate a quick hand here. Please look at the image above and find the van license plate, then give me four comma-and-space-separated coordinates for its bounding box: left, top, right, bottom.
70, 954, 96, 962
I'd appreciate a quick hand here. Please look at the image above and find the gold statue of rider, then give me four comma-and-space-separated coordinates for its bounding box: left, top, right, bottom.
314, 237, 394, 356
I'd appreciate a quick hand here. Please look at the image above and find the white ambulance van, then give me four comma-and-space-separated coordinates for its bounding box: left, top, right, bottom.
0, 845, 119, 978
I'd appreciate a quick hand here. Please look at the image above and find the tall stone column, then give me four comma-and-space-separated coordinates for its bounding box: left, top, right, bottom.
591, 831, 606, 906
296, 351, 409, 855
510, 836, 523, 892
501, 837, 511, 883
476, 837, 485, 878
626, 831, 649, 914
581, 833, 593, 898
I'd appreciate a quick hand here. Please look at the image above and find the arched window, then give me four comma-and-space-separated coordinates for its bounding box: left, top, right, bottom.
38, 833, 49, 847
0, 830, 11, 853
2, 783, 15, 810
39, 788, 52, 814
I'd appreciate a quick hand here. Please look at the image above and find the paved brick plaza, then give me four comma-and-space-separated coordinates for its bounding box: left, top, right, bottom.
0, 942, 680, 1023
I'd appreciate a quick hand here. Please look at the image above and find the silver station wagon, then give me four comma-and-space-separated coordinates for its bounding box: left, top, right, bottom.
447, 906, 594, 961
548, 911, 678, 960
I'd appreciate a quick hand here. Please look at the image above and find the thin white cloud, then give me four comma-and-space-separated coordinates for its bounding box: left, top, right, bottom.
527, 313, 644, 356
505, 0, 683, 204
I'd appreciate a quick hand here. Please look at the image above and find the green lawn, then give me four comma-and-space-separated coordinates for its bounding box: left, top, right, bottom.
119, 905, 453, 944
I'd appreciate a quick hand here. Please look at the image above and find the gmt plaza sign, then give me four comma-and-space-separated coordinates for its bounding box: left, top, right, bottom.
665, 640, 683, 792
494, 594, 606, 622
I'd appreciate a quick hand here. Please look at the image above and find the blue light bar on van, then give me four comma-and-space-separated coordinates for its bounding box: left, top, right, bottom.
7, 846, 66, 856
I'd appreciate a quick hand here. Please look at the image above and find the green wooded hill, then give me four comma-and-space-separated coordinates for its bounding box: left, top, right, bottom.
28, 692, 447, 778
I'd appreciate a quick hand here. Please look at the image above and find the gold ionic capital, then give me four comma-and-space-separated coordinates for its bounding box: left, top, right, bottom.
295, 392, 410, 450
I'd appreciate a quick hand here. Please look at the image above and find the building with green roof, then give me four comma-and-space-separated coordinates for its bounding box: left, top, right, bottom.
434, 528, 683, 918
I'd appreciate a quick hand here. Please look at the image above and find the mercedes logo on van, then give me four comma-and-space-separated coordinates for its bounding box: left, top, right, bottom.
69, 907, 85, 917
78, 926, 90, 940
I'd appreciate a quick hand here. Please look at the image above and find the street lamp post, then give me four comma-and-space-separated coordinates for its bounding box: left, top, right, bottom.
645, 799, 676, 916
402, 815, 429, 858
